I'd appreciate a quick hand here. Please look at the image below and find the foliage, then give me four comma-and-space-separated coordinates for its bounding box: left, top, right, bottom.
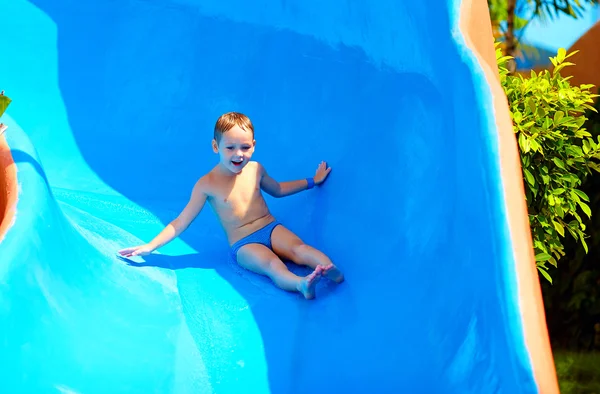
489, 0, 600, 63
541, 92, 600, 350
496, 44, 600, 282
553, 351, 600, 393
527, 0, 600, 20
488, 0, 530, 54
542, 239, 600, 350
0, 91, 10, 118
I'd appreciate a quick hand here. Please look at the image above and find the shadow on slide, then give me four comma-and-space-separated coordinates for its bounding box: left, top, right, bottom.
0, 0, 548, 392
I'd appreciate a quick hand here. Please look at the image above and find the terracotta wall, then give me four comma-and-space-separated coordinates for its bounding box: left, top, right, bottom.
0, 131, 17, 242
563, 20, 600, 91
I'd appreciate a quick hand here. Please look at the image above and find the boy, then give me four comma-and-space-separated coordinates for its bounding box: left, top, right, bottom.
118, 112, 343, 299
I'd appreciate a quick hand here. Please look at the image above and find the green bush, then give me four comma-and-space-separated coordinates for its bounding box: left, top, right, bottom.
554, 351, 600, 394
496, 44, 600, 283
541, 94, 600, 351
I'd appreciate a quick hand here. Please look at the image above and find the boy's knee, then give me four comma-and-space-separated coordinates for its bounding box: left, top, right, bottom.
266, 257, 283, 271
290, 243, 309, 260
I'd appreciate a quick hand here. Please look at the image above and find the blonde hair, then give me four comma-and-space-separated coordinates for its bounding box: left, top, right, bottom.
214, 112, 254, 142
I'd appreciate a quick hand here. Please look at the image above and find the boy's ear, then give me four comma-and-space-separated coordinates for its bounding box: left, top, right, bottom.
212, 139, 218, 153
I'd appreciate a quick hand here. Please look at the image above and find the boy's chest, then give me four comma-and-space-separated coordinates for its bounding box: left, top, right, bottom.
214, 171, 261, 207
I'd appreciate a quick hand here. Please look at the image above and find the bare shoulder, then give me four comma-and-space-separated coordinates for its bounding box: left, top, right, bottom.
191, 171, 215, 197
249, 161, 265, 175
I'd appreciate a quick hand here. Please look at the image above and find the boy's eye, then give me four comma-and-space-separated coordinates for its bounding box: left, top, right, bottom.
226, 147, 234, 150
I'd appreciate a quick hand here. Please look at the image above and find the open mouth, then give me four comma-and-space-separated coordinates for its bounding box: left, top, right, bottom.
232, 159, 243, 167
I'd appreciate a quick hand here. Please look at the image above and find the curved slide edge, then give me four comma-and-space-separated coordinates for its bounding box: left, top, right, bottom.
457, 0, 559, 393
0, 117, 204, 393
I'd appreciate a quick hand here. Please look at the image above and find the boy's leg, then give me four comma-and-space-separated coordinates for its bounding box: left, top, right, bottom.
236, 243, 323, 299
271, 225, 344, 283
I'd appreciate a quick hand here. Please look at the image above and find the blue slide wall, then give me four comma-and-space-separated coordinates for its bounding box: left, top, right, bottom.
0, 0, 539, 392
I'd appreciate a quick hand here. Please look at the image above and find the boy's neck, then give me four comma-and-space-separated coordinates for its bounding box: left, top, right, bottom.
216, 162, 241, 177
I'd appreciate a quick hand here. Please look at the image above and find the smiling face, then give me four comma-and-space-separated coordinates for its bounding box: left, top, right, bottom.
212, 124, 256, 174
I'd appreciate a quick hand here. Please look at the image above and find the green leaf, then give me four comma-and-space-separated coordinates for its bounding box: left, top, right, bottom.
577, 200, 592, 218
538, 266, 553, 284
553, 157, 566, 169
523, 121, 535, 129
554, 62, 575, 75
536, 106, 546, 118
557, 48, 566, 63
0, 93, 11, 117
573, 189, 589, 202
513, 111, 523, 124
553, 110, 564, 125
581, 235, 589, 254
583, 139, 591, 154
527, 97, 536, 114
535, 253, 552, 262
565, 50, 579, 60
566, 224, 579, 240
555, 204, 565, 218
518, 133, 530, 153
523, 168, 535, 186
553, 220, 565, 237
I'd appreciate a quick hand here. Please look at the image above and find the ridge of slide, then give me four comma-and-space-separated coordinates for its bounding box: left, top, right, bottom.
0, 0, 558, 393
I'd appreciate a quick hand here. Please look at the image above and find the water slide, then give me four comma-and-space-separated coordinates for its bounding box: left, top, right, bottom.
0, 0, 560, 392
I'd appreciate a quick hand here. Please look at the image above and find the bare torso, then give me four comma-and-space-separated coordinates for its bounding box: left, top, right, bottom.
205, 161, 275, 245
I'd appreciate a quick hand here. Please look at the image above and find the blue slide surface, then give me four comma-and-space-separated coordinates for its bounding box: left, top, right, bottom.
0, 0, 539, 393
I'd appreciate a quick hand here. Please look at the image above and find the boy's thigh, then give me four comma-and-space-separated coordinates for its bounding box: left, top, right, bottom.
271, 225, 305, 260
236, 243, 281, 275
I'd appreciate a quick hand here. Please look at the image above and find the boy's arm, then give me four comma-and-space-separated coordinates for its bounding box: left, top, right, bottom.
259, 161, 331, 198
119, 178, 209, 257
148, 179, 208, 249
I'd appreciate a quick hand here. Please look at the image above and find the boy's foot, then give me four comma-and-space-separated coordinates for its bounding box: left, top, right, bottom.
298, 266, 323, 299
321, 264, 344, 283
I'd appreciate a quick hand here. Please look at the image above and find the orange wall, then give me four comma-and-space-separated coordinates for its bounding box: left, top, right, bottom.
0, 130, 17, 242
459, 1, 559, 393
562, 20, 600, 91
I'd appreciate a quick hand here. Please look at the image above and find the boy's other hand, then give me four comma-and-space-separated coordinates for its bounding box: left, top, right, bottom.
118, 244, 153, 257
314, 161, 332, 185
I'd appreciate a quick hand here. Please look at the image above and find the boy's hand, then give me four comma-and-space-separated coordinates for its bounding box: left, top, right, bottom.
314, 161, 332, 185
118, 244, 154, 258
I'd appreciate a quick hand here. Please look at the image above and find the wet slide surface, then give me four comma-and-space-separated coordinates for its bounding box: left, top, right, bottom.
0, 0, 541, 392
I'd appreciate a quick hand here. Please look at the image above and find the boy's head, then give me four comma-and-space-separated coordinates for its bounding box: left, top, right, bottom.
212, 112, 256, 174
